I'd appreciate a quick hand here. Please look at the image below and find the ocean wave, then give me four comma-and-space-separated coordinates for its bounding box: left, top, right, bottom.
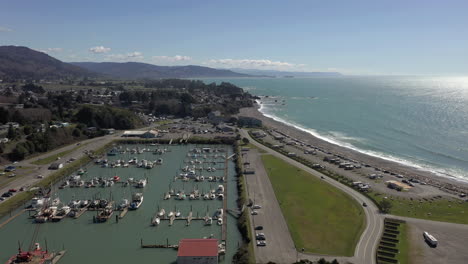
258, 101, 468, 183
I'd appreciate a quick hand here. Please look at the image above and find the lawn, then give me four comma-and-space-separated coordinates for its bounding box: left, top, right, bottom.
261, 154, 366, 256
396, 223, 409, 264
370, 192, 468, 224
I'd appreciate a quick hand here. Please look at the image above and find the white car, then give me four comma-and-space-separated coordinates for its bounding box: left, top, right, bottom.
37, 175, 44, 179
252, 205, 262, 209
251, 210, 258, 215
256, 240, 266, 246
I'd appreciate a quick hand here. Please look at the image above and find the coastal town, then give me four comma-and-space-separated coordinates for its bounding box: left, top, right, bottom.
1, 74, 468, 263
2, 2, 468, 262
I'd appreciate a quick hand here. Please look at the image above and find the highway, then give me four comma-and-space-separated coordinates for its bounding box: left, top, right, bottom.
241, 129, 384, 264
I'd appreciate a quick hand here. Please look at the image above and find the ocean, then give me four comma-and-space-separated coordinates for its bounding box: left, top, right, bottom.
204, 76, 468, 183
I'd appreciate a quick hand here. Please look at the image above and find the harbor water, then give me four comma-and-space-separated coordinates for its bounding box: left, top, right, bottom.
0, 144, 242, 263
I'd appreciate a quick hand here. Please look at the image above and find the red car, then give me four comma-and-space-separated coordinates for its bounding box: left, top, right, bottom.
8, 189, 17, 193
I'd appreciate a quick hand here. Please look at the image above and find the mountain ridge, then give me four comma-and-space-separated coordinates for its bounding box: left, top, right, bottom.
71, 62, 253, 79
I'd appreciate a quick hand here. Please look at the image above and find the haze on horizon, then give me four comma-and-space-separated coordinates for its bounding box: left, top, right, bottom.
1, 0, 467, 75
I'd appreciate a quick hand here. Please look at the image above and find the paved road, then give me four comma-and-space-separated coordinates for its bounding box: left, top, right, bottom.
0, 132, 123, 197
241, 129, 385, 264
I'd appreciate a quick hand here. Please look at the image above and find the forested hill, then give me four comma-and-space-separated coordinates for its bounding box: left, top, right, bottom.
71, 62, 253, 79
0, 46, 96, 80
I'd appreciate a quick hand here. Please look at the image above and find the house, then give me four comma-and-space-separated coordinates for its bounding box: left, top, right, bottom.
177, 239, 218, 264
207, 111, 227, 125
48, 163, 63, 170
216, 125, 235, 133
251, 130, 266, 138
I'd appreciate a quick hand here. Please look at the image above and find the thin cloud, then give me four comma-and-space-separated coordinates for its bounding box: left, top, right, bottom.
106, 51, 144, 61
152, 55, 192, 62
207, 58, 298, 70
0, 26, 12, 32
89, 46, 111, 53
46, 48, 63, 52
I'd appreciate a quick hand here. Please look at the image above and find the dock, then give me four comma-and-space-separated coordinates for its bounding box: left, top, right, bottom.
141, 239, 178, 249
73, 206, 88, 219
221, 149, 228, 243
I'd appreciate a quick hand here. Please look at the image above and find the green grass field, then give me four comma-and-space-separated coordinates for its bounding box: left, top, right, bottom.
370, 192, 468, 224
261, 154, 366, 256
396, 223, 409, 264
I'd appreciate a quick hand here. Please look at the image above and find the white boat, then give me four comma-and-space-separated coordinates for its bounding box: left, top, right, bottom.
158, 208, 166, 217
68, 200, 81, 208
118, 199, 129, 209
164, 193, 171, 200
204, 216, 213, 225
168, 211, 174, 217
152, 216, 160, 226
175, 210, 181, 217
210, 193, 216, 200
217, 218, 223, 225
218, 194, 224, 200
136, 179, 147, 188
129, 193, 143, 210
156, 158, 163, 165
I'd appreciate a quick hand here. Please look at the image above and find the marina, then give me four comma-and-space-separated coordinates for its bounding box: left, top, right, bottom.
0, 143, 241, 264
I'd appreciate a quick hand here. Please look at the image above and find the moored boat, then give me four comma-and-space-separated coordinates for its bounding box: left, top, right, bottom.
129, 193, 143, 210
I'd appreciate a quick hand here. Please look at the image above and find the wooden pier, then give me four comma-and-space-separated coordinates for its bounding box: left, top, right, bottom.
169, 214, 176, 226
186, 211, 193, 226
141, 239, 178, 249
51, 250, 67, 264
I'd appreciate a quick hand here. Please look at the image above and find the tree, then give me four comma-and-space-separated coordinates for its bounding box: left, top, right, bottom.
7, 124, 16, 139
10, 145, 28, 160
379, 199, 393, 214
23, 125, 33, 135
242, 137, 249, 145
72, 128, 82, 137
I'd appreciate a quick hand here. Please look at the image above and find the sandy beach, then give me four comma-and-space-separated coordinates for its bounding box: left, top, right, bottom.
239, 104, 468, 197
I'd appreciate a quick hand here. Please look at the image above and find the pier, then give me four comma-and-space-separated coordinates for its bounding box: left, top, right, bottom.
140, 239, 178, 249
221, 149, 228, 243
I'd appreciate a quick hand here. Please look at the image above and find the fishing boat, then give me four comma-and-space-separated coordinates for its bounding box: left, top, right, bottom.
6, 243, 52, 264
129, 193, 143, 210
151, 215, 160, 226
95, 208, 113, 223
136, 179, 147, 188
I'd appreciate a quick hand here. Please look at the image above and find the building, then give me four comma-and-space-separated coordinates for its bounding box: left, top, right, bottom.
177, 239, 218, 264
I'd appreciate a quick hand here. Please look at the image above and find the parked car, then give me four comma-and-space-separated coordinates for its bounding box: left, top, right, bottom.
251, 210, 258, 215
252, 205, 262, 209
37, 175, 44, 179
4, 166, 16, 172
8, 189, 17, 193
2, 192, 12, 197
362, 202, 367, 207
255, 226, 264, 230
256, 241, 266, 246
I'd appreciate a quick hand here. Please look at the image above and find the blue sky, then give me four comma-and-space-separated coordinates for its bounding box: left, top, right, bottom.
1, 0, 467, 75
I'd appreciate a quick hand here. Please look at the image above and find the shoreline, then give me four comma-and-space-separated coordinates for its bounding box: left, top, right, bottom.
239, 104, 468, 196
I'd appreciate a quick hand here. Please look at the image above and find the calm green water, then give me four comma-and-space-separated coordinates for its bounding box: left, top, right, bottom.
0, 144, 241, 263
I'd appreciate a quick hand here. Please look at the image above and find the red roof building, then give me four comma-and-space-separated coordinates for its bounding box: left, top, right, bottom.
177, 239, 218, 264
